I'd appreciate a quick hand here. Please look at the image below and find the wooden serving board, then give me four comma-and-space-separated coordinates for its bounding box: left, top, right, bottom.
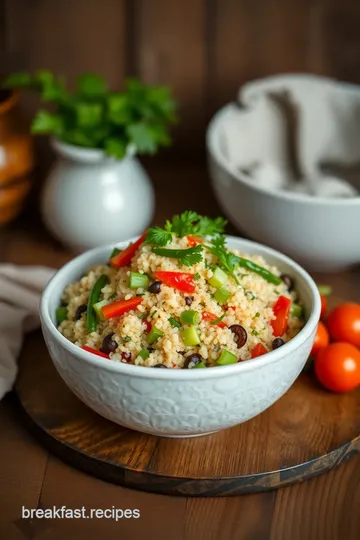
15, 330, 360, 497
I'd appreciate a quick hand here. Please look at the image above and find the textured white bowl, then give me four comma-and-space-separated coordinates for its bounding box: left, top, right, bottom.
40, 236, 320, 438
207, 104, 360, 272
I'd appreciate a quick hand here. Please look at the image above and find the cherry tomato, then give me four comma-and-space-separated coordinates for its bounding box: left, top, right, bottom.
326, 303, 360, 347
310, 321, 329, 357
320, 295, 328, 320
314, 342, 360, 392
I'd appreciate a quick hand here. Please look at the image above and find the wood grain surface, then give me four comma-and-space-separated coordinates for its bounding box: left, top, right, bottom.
2, 0, 360, 157
15, 327, 360, 496
0, 160, 360, 538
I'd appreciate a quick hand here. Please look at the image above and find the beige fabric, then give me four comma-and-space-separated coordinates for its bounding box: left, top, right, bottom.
220, 74, 360, 197
0, 264, 55, 399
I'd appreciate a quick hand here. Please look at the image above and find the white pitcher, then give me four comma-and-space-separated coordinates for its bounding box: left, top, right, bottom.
41, 139, 155, 252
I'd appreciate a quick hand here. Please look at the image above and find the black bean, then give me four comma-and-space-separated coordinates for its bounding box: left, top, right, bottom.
121, 351, 132, 362
101, 333, 118, 354
149, 281, 162, 294
229, 325, 248, 348
75, 304, 87, 321
280, 273, 294, 292
272, 338, 285, 350
154, 364, 167, 368
184, 353, 203, 369
185, 296, 194, 306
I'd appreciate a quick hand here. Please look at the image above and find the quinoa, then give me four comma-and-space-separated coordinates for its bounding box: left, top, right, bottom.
58, 235, 304, 368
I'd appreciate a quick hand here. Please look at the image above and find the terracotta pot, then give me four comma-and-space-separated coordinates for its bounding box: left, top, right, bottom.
0, 89, 34, 226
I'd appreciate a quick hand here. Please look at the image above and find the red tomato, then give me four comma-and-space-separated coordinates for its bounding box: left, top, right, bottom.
187, 235, 203, 247
314, 342, 360, 392
326, 303, 360, 346
155, 271, 196, 293
310, 321, 330, 357
110, 231, 147, 268
101, 297, 143, 320
251, 343, 268, 358
82, 345, 109, 359
320, 295, 328, 320
202, 311, 227, 328
271, 296, 291, 337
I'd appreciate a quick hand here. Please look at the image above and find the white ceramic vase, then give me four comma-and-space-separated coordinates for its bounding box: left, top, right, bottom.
41, 139, 155, 252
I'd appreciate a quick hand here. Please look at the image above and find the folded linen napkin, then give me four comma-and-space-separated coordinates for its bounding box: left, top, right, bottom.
0, 264, 55, 400
219, 73, 360, 197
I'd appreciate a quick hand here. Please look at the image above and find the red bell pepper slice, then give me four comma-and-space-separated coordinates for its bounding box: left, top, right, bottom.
101, 297, 143, 320
82, 345, 109, 359
202, 311, 227, 328
251, 343, 268, 358
155, 271, 196, 293
110, 231, 147, 268
187, 235, 203, 247
271, 295, 291, 337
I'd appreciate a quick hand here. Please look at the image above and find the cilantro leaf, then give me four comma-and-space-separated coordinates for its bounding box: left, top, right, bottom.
3, 72, 178, 158
75, 102, 103, 127
205, 236, 240, 285
152, 246, 203, 267
194, 216, 227, 237
146, 227, 173, 247
126, 122, 158, 154
104, 137, 127, 159
77, 73, 107, 97
31, 110, 63, 134
3, 72, 33, 88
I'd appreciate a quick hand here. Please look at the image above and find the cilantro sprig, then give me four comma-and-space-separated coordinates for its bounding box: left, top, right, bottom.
3, 72, 178, 159
146, 211, 227, 247
205, 235, 240, 285
152, 245, 203, 267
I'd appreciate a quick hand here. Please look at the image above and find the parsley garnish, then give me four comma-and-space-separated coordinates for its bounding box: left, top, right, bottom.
146, 227, 173, 247
123, 336, 131, 342
146, 211, 227, 247
251, 329, 259, 336
152, 245, 203, 267
194, 272, 201, 280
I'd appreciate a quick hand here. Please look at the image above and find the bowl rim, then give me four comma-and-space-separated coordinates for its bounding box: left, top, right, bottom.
40, 235, 321, 380
206, 102, 360, 206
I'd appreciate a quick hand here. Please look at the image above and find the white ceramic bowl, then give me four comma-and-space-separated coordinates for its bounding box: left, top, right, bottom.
207, 104, 360, 272
40, 236, 320, 438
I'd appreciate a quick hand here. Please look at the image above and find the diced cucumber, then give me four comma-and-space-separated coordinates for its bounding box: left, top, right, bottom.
180, 310, 200, 325
217, 349, 238, 365
193, 361, 206, 368
129, 272, 150, 289
138, 349, 150, 360
214, 286, 231, 304
181, 326, 201, 346
56, 306, 68, 324
147, 327, 164, 344
291, 303, 303, 319
208, 266, 228, 288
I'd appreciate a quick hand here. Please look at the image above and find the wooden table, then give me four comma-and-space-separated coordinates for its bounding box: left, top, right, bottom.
1, 159, 360, 540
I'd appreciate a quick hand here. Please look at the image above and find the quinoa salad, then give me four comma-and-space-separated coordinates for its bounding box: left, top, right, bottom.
57, 211, 305, 369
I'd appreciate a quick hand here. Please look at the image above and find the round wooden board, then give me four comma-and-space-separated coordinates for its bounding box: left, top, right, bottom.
15, 331, 360, 497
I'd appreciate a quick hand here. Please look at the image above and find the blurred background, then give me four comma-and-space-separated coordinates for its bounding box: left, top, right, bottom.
1, 0, 356, 162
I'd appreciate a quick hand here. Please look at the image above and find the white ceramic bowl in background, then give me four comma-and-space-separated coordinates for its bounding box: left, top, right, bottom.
206, 103, 360, 272
40, 236, 320, 438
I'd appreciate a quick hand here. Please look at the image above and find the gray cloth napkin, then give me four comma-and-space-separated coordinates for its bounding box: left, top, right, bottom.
219, 73, 360, 197
0, 264, 55, 400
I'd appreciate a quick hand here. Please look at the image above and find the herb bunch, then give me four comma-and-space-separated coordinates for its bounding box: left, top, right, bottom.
3, 71, 178, 159
146, 211, 227, 247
